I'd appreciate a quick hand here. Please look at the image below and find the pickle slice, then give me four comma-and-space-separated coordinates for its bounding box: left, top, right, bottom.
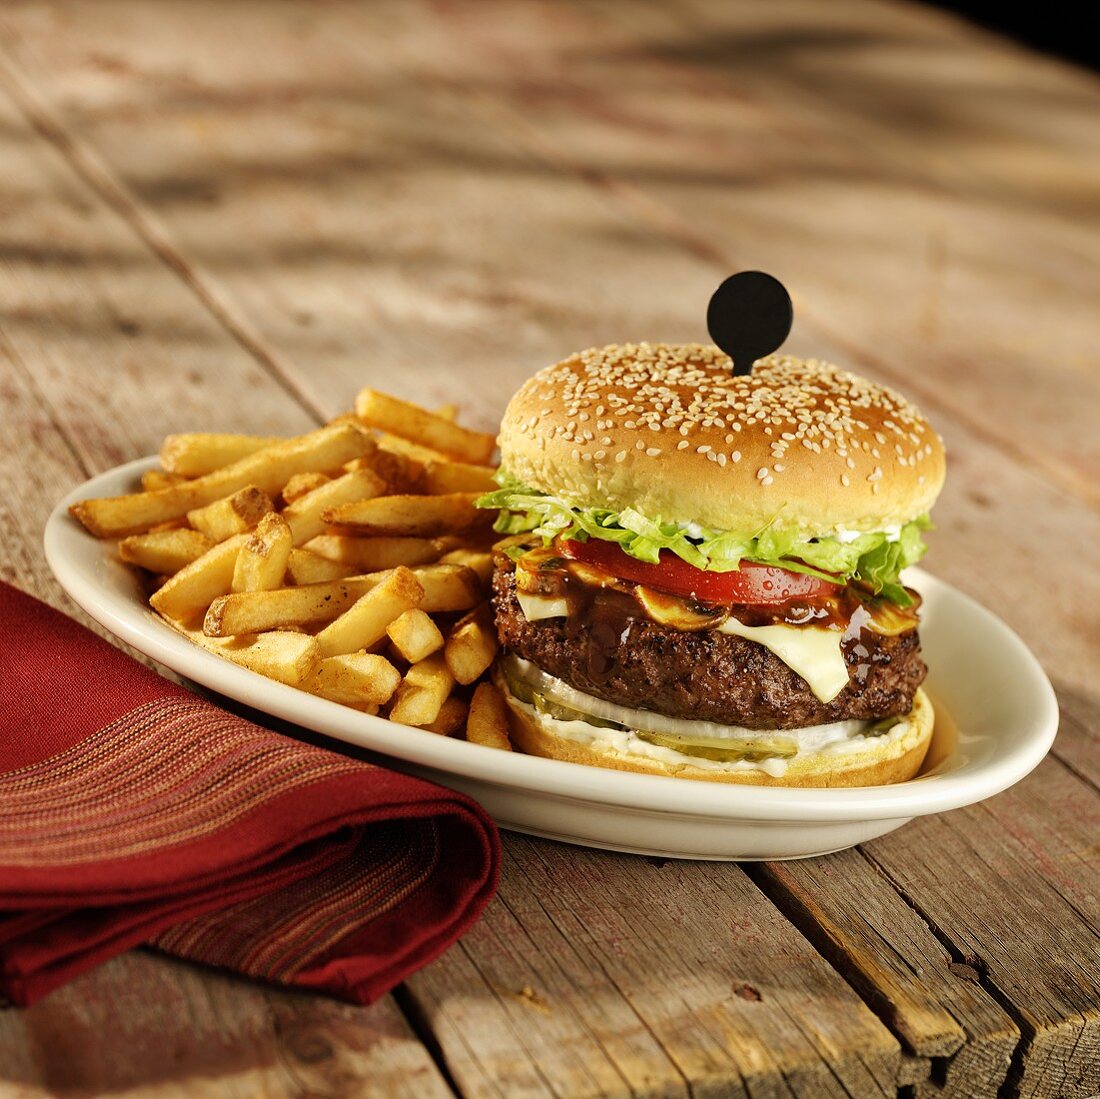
502, 664, 626, 730
636, 731, 798, 763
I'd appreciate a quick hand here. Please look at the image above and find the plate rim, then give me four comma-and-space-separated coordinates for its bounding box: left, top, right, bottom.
43, 457, 1059, 824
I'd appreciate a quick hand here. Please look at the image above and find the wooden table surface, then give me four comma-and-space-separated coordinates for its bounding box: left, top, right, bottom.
1, 1, 1098, 1095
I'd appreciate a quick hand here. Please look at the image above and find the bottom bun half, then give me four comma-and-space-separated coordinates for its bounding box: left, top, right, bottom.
496, 668, 934, 788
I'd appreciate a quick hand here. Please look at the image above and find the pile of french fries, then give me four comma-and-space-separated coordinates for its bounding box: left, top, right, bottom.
71, 389, 513, 751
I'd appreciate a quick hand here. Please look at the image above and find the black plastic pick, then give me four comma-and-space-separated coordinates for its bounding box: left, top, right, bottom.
706, 271, 793, 376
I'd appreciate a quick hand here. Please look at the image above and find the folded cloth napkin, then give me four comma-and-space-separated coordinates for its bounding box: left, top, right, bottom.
0, 580, 499, 1006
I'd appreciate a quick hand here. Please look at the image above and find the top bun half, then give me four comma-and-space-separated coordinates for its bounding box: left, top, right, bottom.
498, 343, 945, 536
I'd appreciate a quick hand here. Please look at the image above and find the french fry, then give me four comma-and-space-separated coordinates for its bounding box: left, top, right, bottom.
187, 485, 274, 541
323, 493, 486, 537
378, 434, 449, 465
466, 682, 512, 750
72, 423, 375, 538
434, 403, 458, 421
232, 512, 292, 592
203, 563, 478, 637
282, 471, 330, 504
150, 533, 249, 623
315, 567, 424, 658
444, 604, 499, 685
304, 534, 448, 571
311, 652, 402, 706
119, 528, 214, 574
174, 623, 321, 686
205, 580, 364, 636
420, 460, 498, 495
422, 695, 468, 736
438, 548, 494, 587
388, 653, 454, 727
412, 564, 482, 612
356, 389, 495, 464
283, 468, 387, 546
160, 433, 283, 476
286, 548, 357, 585
141, 469, 187, 491
367, 437, 433, 490
387, 608, 444, 663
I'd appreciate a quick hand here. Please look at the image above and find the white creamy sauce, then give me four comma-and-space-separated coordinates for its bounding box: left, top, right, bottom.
514, 591, 850, 704
504, 668, 913, 777
834, 524, 902, 543
834, 527, 864, 544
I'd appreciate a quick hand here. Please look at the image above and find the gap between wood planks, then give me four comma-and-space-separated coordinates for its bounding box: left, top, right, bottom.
852, 841, 1080, 1099
0, 42, 328, 427
743, 847, 1016, 1097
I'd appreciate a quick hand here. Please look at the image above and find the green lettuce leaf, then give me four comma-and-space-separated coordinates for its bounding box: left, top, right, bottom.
478, 477, 931, 605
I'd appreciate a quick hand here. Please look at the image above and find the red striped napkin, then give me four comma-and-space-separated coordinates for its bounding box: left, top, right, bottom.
0, 581, 499, 1006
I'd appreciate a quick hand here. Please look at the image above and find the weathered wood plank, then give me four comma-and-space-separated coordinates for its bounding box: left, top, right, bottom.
405, 836, 900, 1098
751, 682, 1100, 1099
0, 952, 451, 1099
862, 756, 1100, 1099
0, 0, 719, 432
0, 81, 449, 1099
750, 849, 1020, 1097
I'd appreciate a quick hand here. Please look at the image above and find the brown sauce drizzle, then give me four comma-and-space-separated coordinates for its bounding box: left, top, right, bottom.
505, 543, 920, 690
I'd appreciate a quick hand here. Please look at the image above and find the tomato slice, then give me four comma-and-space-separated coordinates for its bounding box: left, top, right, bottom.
557, 537, 839, 605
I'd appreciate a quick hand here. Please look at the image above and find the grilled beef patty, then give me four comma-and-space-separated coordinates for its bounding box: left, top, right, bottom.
492, 564, 926, 730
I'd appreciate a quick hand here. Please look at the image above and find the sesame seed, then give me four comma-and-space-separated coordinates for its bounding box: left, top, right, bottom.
677, 440, 689, 450
646, 447, 661, 457
841, 474, 850, 486
697, 445, 712, 454
520, 345, 932, 492
615, 450, 628, 463
762, 476, 774, 486
756, 467, 769, 479
774, 463, 785, 472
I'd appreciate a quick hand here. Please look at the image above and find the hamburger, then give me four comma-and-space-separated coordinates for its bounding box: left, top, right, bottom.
478, 343, 945, 787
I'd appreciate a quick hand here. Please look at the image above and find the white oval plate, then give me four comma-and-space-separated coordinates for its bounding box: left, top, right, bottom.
45, 459, 1058, 860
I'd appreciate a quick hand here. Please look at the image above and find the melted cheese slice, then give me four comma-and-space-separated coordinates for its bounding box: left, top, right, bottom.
514, 591, 850, 704
516, 592, 570, 621
717, 619, 848, 703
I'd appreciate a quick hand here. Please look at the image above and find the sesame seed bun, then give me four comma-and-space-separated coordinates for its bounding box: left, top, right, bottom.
499, 681, 935, 788
499, 343, 945, 536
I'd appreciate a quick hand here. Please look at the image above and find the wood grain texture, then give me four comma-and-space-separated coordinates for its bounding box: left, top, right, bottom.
0, 1, 1099, 1096
0, 77, 450, 1099
405, 837, 900, 1098
752, 851, 1020, 1097
0, 952, 452, 1099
